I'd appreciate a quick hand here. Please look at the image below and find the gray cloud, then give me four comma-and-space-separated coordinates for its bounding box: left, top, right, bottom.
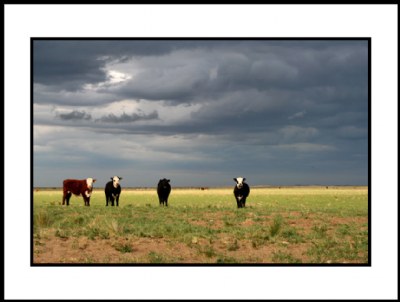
97, 111, 159, 123
57, 110, 92, 121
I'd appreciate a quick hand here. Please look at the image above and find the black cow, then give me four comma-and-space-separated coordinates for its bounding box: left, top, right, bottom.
233, 177, 250, 208
157, 178, 171, 206
105, 176, 122, 206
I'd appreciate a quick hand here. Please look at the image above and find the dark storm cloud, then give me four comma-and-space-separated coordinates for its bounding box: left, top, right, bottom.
33, 40, 223, 92
33, 39, 369, 186
57, 110, 92, 121
111, 41, 368, 110
96, 111, 159, 123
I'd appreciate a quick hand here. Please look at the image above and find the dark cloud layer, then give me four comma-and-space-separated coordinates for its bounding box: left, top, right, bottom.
33, 39, 369, 187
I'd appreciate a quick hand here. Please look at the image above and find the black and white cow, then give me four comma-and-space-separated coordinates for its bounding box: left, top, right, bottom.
157, 178, 171, 207
233, 177, 250, 208
105, 176, 122, 206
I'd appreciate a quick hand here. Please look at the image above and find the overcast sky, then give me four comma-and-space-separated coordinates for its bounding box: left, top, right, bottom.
33, 39, 369, 188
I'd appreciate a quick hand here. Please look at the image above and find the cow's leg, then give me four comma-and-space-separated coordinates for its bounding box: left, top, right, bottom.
242, 197, 246, 208
165, 198, 168, 207
239, 196, 244, 208
111, 196, 115, 206
116, 195, 119, 207
65, 192, 72, 206
83, 195, 89, 206
106, 194, 109, 206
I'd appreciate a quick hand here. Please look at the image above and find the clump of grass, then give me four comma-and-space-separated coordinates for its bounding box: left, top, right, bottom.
105, 219, 121, 235
281, 227, 304, 243
312, 224, 328, 238
223, 220, 235, 227
148, 252, 167, 263
227, 239, 240, 251
216, 256, 238, 263
336, 224, 351, 236
269, 215, 283, 237
272, 251, 302, 263
250, 228, 270, 248
87, 227, 109, 240
55, 229, 69, 239
34, 210, 53, 229
196, 245, 217, 258
307, 238, 341, 263
113, 243, 133, 253
73, 216, 86, 226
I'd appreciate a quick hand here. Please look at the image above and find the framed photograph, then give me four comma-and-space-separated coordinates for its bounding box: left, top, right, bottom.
31, 38, 370, 266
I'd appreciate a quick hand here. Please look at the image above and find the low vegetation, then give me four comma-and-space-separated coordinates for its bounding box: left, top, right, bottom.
33, 187, 369, 264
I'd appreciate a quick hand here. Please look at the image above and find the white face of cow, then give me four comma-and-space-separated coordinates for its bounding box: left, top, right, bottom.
112, 176, 122, 188
86, 178, 95, 189
234, 177, 245, 189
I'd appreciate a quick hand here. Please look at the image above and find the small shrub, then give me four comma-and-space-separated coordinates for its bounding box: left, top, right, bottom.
270, 215, 283, 237
281, 227, 303, 243
55, 229, 69, 239
216, 256, 238, 263
227, 240, 240, 251
196, 245, 216, 258
272, 251, 302, 263
148, 252, 167, 263
87, 227, 109, 240
113, 243, 133, 253
312, 224, 328, 238
34, 211, 53, 228
337, 224, 351, 236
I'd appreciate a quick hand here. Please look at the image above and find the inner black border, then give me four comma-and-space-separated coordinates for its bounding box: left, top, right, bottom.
30, 37, 371, 267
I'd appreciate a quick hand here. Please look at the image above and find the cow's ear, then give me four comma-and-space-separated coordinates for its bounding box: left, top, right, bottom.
119, 177, 123, 180
93, 179, 97, 183
243, 178, 246, 182
167, 179, 170, 183
111, 177, 113, 180
233, 178, 237, 182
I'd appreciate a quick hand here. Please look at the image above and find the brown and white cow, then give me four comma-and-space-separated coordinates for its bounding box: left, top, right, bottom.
62, 178, 96, 206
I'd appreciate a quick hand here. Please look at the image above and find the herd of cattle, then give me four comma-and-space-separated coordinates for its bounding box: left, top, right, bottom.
62, 176, 250, 208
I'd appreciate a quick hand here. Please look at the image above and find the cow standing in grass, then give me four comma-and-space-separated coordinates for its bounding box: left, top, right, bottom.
233, 177, 250, 208
62, 178, 96, 206
105, 176, 122, 206
157, 178, 171, 207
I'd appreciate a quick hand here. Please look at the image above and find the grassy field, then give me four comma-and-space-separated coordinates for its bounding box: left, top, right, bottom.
33, 187, 369, 264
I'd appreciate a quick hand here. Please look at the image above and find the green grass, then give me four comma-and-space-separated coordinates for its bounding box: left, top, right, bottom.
33, 187, 369, 264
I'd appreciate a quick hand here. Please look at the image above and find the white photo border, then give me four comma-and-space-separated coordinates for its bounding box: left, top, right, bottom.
4, 4, 398, 300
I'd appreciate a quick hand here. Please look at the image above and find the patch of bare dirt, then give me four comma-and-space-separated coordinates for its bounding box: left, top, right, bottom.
34, 235, 202, 264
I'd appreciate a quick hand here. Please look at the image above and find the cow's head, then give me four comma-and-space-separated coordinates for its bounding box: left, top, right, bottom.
111, 176, 122, 188
234, 177, 246, 189
159, 178, 170, 189
86, 178, 96, 189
